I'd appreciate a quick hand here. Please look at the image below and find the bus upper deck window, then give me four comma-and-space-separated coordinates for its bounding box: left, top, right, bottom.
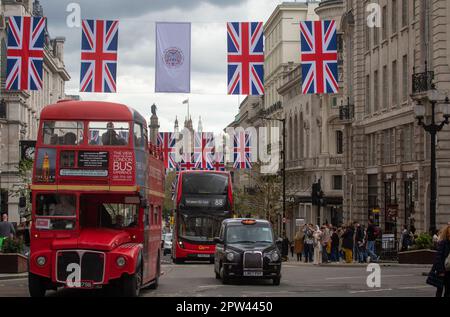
89, 122, 129, 146
43, 121, 84, 145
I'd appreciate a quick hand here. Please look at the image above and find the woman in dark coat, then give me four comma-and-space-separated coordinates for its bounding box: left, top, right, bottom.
429, 225, 450, 297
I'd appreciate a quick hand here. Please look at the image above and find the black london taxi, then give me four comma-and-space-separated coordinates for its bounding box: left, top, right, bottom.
213, 218, 282, 285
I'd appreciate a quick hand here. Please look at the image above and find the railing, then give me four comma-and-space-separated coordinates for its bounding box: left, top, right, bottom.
412, 70, 434, 94
339, 104, 354, 121
329, 156, 343, 165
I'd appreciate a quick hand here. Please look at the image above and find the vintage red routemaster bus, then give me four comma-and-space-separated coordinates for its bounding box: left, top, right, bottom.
28, 100, 165, 297
172, 170, 233, 263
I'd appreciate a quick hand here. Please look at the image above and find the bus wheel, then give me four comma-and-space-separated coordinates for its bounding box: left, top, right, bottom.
148, 255, 160, 290
122, 268, 142, 297
28, 272, 47, 297
173, 258, 184, 264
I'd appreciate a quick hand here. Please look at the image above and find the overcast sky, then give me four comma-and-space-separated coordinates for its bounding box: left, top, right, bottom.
40, 0, 301, 133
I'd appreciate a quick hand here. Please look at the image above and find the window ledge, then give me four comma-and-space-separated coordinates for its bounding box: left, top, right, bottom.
390, 32, 398, 40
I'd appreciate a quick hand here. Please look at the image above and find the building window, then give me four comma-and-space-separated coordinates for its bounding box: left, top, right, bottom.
336, 130, 343, 154
383, 128, 396, 165
367, 133, 377, 167
365, 74, 371, 114
382, 5, 388, 40
0, 189, 8, 216
374, 70, 379, 112
0, 100, 6, 119
403, 124, 414, 162
384, 181, 397, 233
333, 175, 343, 190
402, 0, 409, 27
383, 65, 388, 109
368, 174, 378, 212
373, 23, 379, 46
392, 0, 398, 34
392, 60, 398, 106
402, 55, 408, 101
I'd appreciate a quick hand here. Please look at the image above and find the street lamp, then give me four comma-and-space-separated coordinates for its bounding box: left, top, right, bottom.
260, 116, 286, 235
413, 91, 450, 234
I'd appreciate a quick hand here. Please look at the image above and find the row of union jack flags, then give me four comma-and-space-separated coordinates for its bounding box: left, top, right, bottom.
157, 132, 252, 171
5, 16, 338, 95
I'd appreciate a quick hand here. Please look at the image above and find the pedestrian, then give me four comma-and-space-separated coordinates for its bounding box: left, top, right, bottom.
290, 240, 295, 258
303, 224, 314, 263
0, 213, 16, 239
432, 229, 440, 250
400, 225, 412, 252
342, 224, 354, 263
322, 225, 331, 263
313, 225, 323, 265
330, 227, 340, 262
281, 232, 290, 261
355, 223, 366, 263
366, 219, 380, 262
427, 225, 450, 297
294, 229, 304, 262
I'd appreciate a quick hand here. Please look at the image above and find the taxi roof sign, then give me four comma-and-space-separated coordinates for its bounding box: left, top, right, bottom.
241, 219, 256, 225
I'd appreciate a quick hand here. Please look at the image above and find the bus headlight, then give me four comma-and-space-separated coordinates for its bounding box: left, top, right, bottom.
116, 256, 126, 267
178, 241, 184, 249
226, 252, 235, 262
36, 256, 46, 266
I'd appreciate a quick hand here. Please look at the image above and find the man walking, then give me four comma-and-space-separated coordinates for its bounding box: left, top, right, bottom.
0, 213, 16, 239
366, 219, 380, 262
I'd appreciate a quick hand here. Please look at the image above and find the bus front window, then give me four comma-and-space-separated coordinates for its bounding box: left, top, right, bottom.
178, 213, 225, 242
36, 194, 77, 230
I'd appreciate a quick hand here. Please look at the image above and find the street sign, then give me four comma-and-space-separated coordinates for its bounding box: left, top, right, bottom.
295, 218, 305, 227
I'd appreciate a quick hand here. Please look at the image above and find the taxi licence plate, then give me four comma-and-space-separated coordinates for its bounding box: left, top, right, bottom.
243, 271, 263, 277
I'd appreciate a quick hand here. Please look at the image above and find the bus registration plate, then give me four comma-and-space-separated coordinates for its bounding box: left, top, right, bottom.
197, 254, 210, 258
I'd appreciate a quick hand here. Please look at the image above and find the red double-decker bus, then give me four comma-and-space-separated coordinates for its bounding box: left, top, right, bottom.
172, 170, 233, 263
28, 100, 165, 297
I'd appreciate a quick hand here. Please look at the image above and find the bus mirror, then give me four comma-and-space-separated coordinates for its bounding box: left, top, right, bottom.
140, 199, 149, 208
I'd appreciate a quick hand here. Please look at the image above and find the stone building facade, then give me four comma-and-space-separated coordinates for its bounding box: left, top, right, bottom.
0, 0, 70, 223
340, 0, 450, 235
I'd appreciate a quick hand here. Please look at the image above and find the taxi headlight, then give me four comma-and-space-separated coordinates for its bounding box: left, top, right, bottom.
36, 256, 46, 266
116, 256, 126, 267
271, 252, 280, 262
226, 252, 235, 261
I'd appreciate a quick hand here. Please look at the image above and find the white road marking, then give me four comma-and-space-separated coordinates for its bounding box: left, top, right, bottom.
398, 285, 433, 290
326, 274, 414, 280
349, 288, 393, 294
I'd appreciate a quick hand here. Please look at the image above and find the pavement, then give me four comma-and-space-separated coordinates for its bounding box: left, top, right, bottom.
0, 254, 436, 297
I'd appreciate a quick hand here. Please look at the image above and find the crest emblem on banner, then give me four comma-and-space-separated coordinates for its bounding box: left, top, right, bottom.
163, 47, 184, 68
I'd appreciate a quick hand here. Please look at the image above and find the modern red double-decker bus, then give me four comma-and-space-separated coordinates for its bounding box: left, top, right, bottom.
172, 170, 233, 263
28, 100, 165, 297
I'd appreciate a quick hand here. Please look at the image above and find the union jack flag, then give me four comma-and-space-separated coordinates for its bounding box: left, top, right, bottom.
300, 20, 338, 94
89, 130, 100, 145
227, 22, 264, 95
180, 156, 196, 171
6, 16, 46, 91
157, 132, 177, 170
233, 131, 252, 169
80, 19, 119, 93
194, 132, 215, 170
212, 160, 226, 171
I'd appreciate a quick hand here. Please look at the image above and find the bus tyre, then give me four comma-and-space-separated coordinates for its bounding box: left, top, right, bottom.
272, 276, 281, 286
28, 272, 47, 297
173, 258, 184, 264
122, 268, 142, 297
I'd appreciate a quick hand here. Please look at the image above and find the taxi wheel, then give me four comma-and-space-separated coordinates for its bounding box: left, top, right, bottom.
272, 276, 281, 286
215, 270, 221, 279
28, 273, 47, 297
220, 266, 230, 285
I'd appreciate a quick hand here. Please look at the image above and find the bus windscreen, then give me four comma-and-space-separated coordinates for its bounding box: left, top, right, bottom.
181, 173, 228, 195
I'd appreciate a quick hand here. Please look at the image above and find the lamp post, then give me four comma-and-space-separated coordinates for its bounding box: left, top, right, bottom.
260, 117, 286, 235
413, 90, 450, 234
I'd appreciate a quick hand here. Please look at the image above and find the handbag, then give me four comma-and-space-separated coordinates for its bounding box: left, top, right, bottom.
426, 270, 444, 288
445, 253, 450, 271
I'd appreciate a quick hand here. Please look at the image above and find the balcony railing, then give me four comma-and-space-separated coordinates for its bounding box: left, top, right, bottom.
329, 156, 343, 165
412, 70, 434, 94
339, 104, 354, 121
